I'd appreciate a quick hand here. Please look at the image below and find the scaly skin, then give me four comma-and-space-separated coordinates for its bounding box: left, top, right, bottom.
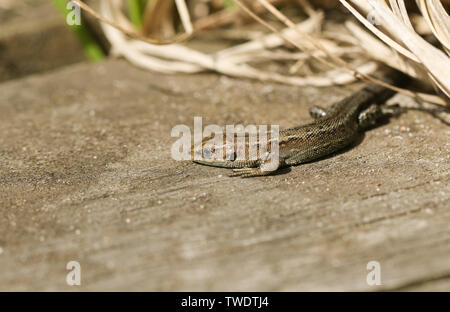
193, 73, 406, 177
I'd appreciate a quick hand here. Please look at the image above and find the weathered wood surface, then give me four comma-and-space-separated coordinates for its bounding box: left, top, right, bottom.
0, 0, 85, 82
0, 60, 449, 291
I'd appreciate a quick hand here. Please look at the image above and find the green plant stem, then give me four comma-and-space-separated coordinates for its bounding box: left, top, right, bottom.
128, 0, 145, 28
53, 0, 105, 61
224, 0, 237, 9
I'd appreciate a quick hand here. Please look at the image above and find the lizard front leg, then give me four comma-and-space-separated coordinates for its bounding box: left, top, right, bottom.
230, 156, 284, 178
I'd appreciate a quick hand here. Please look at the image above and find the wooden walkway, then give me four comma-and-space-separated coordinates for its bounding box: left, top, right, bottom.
0, 60, 449, 291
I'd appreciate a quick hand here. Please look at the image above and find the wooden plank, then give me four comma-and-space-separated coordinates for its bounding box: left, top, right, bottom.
0, 0, 85, 82
0, 60, 448, 291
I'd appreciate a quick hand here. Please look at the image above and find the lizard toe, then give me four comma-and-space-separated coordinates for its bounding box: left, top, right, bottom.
229, 168, 257, 178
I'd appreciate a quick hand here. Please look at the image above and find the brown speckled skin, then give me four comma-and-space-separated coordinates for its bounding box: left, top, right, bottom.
194, 74, 405, 177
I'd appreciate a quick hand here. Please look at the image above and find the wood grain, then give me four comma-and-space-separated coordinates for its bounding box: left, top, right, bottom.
0, 60, 448, 291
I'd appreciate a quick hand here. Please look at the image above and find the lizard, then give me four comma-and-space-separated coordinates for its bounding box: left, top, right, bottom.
192, 72, 406, 178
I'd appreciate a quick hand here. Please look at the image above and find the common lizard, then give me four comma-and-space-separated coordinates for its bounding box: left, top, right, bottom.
192, 73, 406, 177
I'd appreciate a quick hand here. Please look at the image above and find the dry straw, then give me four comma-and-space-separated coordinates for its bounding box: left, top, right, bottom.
73, 0, 449, 106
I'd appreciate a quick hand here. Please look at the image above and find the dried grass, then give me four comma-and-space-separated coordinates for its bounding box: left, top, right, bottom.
340, 0, 449, 101
74, 0, 449, 106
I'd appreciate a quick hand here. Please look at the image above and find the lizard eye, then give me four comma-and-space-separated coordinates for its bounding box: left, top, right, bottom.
203, 148, 212, 159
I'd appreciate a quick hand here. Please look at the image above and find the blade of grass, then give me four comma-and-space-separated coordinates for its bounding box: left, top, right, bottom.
74, 0, 191, 45
128, 0, 145, 28
53, 0, 105, 61
224, 0, 236, 10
